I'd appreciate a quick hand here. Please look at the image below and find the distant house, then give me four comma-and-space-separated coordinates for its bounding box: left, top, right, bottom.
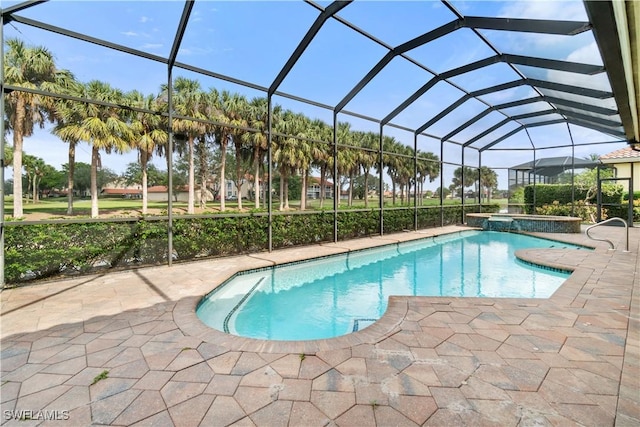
221, 179, 249, 199
599, 146, 640, 193
101, 188, 142, 199
147, 186, 175, 202
101, 180, 141, 198
147, 185, 213, 203
307, 177, 333, 199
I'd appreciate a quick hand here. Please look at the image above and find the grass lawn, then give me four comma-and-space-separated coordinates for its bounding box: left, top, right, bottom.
3, 196, 506, 221
4, 198, 173, 220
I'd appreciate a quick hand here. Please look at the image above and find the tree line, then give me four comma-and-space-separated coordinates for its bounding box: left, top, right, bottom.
4, 38, 497, 219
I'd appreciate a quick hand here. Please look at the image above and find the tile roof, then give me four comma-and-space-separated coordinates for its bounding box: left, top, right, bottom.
599, 146, 640, 161
102, 188, 141, 195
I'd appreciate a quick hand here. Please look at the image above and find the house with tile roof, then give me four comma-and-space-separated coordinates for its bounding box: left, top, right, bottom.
599, 146, 640, 193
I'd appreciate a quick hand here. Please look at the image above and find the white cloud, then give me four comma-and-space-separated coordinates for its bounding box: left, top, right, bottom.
140, 16, 151, 24
498, 0, 587, 21
565, 40, 601, 64
546, 41, 612, 96
140, 43, 163, 50
178, 46, 213, 56
121, 31, 138, 37
492, 0, 590, 54
191, 10, 203, 23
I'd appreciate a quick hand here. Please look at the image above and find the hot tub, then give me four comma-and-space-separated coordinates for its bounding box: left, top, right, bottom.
465, 213, 582, 233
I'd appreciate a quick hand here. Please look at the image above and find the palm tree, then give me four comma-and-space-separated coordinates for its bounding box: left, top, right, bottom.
223, 91, 250, 211
3, 143, 13, 168
22, 154, 33, 203
383, 136, 402, 205
273, 111, 307, 210
293, 115, 312, 211
244, 97, 267, 209
195, 135, 216, 209
172, 77, 207, 214
394, 144, 414, 205
452, 166, 477, 199
359, 132, 378, 208
416, 150, 440, 205
207, 89, 247, 212
338, 144, 358, 207
585, 153, 600, 162
244, 97, 282, 209
63, 80, 133, 218
479, 166, 498, 202
3, 38, 75, 217
30, 157, 46, 203
308, 119, 332, 209
126, 91, 168, 215
52, 81, 85, 215
333, 121, 353, 207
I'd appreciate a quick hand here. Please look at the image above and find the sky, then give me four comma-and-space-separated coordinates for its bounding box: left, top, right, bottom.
3, 0, 628, 191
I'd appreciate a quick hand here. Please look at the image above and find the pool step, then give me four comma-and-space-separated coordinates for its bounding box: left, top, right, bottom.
352, 318, 377, 332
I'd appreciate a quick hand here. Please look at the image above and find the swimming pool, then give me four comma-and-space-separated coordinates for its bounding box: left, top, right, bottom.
197, 231, 585, 341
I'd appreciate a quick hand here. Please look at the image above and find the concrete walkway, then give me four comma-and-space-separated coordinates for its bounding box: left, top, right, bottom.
1, 225, 638, 426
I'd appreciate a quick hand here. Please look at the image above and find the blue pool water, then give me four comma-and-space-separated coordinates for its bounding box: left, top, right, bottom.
197, 231, 585, 341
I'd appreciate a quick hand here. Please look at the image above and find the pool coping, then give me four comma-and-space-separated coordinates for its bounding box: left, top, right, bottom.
173, 228, 599, 354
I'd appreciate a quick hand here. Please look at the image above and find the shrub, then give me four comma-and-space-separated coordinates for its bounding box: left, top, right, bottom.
535, 201, 598, 222
509, 187, 525, 204
635, 200, 640, 220
338, 210, 379, 239
524, 183, 623, 214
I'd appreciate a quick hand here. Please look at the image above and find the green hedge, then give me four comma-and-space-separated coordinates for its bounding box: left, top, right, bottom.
524, 184, 623, 214
3, 204, 500, 285
524, 185, 587, 213
4, 221, 141, 283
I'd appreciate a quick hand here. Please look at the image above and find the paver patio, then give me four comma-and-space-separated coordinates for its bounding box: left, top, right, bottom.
1, 225, 638, 426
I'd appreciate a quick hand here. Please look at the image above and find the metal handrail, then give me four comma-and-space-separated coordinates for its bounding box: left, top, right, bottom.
585, 217, 629, 252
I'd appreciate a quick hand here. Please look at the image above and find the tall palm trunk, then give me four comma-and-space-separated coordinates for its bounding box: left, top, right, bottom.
348, 172, 354, 207
261, 173, 267, 209
235, 149, 243, 211
66, 141, 76, 215
363, 167, 370, 209
392, 180, 397, 205
187, 136, 195, 214
319, 165, 327, 209
198, 139, 207, 210
284, 174, 290, 210
233, 140, 243, 210
32, 174, 38, 203
279, 174, 284, 211
300, 170, 307, 211
253, 149, 261, 209
12, 97, 25, 218
335, 173, 340, 208
219, 142, 227, 212
90, 145, 100, 218
165, 149, 174, 202
141, 150, 149, 215
24, 170, 32, 204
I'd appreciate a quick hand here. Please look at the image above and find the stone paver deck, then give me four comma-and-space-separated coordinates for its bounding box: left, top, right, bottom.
1, 225, 638, 426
